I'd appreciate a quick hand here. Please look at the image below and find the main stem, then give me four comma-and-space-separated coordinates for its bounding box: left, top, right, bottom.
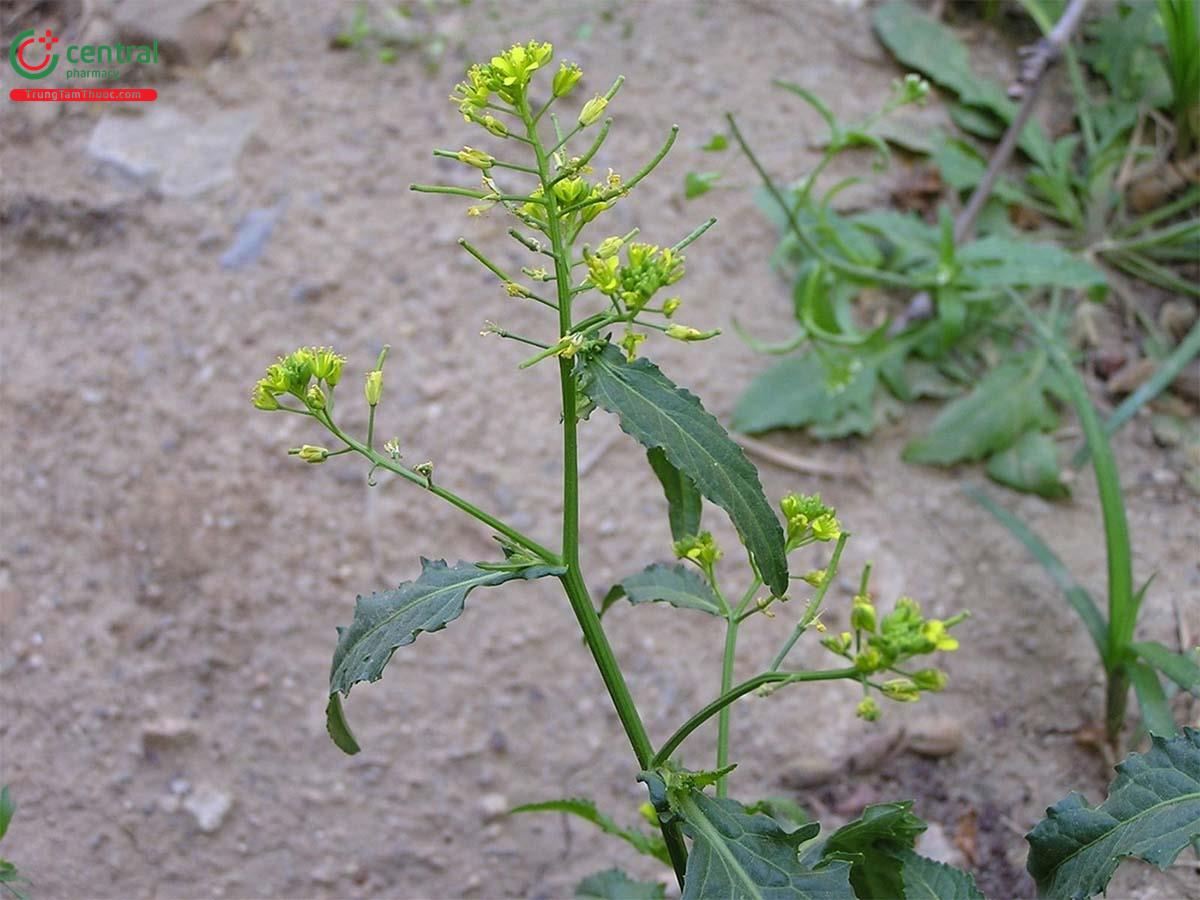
715, 615, 738, 798
523, 97, 690, 887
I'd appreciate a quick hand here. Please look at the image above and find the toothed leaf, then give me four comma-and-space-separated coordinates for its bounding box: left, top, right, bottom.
580, 345, 788, 595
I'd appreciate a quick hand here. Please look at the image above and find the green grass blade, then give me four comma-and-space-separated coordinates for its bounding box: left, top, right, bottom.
1071, 319, 1200, 468
1130, 663, 1177, 737
967, 486, 1107, 659
1132, 640, 1200, 695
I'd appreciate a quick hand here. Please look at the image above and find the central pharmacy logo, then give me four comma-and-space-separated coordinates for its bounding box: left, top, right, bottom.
10, 28, 60, 80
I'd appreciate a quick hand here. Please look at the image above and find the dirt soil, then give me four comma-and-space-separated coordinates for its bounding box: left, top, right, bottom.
1, 1, 1198, 898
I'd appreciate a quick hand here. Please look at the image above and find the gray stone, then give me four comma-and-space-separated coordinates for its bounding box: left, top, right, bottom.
183, 784, 233, 832
220, 201, 286, 269
114, 0, 247, 67
88, 106, 256, 197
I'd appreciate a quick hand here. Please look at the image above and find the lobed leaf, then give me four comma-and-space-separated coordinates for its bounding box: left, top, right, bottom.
580, 345, 788, 595
1026, 727, 1200, 899
808, 801, 927, 899
609, 563, 723, 616
647, 447, 703, 542
576, 869, 666, 899
672, 789, 853, 899
897, 849, 984, 900
327, 559, 564, 753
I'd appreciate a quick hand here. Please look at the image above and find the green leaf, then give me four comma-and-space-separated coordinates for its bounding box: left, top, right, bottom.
702, 133, 729, 152
580, 345, 788, 596
872, 0, 1051, 165
324, 694, 360, 754
685, 171, 722, 199
1130, 663, 1176, 738
957, 237, 1108, 300
743, 797, 811, 833
576, 869, 666, 899
816, 801, 927, 899
327, 559, 564, 751
646, 447, 702, 541
897, 849, 984, 899
733, 350, 879, 438
949, 104, 1005, 140
674, 789, 853, 900
0, 788, 12, 845
614, 563, 723, 616
986, 430, 1070, 499
510, 798, 670, 866
967, 486, 1108, 661
1131, 641, 1200, 696
1026, 727, 1200, 899
904, 358, 1060, 466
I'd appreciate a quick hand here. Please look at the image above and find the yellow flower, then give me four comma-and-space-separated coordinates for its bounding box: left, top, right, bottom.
585, 252, 620, 294
921, 619, 959, 652
811, 513, 841, 542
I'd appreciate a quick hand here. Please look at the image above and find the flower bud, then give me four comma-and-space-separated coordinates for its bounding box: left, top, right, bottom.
457, 147, 495, 170
292, 445, 329, 464
251, 385, 280, 411
911, 668, 948, 692
365, 370, 384, 407
856, 697, 881, 722
578, 95, 608, 127
596, 235, 624, 259
821, 631, 852, 655
850, 598, 877, 633
665, 324, 720, 342
673, 532, 722, 568
662, 297, 681, 318
854, 647, 884, 674
619, 329, 646, 361
305, 384, 327, 411
800, 569, 826, 587
552, 62, 582, 98
481, 115, 507, 137
880, 679, 921, 703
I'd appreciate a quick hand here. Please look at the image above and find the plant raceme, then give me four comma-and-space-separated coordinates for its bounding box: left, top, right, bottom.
251, 41, 973, 898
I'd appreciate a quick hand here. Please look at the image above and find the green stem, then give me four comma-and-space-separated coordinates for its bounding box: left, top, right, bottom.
715, 614, 739, 798
769, 534, 848, 671
522, 94, 690, 888
319, 414, 559, 565
652, 667, 859, 768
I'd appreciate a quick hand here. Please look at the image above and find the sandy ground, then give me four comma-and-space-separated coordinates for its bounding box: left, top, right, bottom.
1, 1, 1198, 898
